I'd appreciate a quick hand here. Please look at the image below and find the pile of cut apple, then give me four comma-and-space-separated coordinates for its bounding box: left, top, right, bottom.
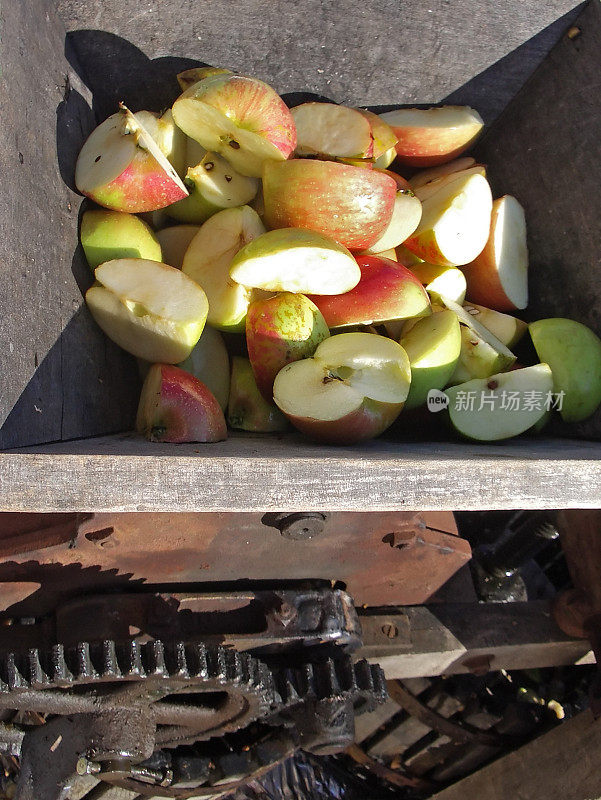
74, 67, 601, 445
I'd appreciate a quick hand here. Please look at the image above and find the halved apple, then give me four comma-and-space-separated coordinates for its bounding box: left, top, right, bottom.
273, 332, 411, 444
167, 151, 259, 223
86, 258, 208, 362
411, 262, 467, 304
178, 324, 230, 411
80, 210, 162, 270
137, 363, 226, 443
172, 73, 296, 177
292, 103, 373, 160
463, 303, 527, 348
446, 364, 553, 441
157, 225, 200, 269
182, 205, 266, 331
262, 159, 397, 251
228, 357, 288, 432
529, 318, 601, 422
308, 255, 430, 328
462, 195, 529, 311
229, 228, 360, 295
361, 190, 422, 254
176, 66, 232, 92
379, 106, 484, 167
409, 157, 477, 190
404, 172, 492, 267
75, 105, 188, 212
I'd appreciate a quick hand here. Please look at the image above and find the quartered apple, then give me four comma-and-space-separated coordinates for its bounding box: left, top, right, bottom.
227, 357, 288, 432
463, 303, 527, 348
361, 190, 422, 254
134, 109, 187, 178
409, 156, 478, 190
80, 210, 162, 270
292, 102, 374, 161
410, 262, 467, 305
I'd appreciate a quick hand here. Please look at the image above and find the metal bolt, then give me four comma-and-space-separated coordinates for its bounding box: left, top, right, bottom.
262, 512, 328, 541
76, 757, 102, 776
381, 622, 398, 639
273, 600, 298, 627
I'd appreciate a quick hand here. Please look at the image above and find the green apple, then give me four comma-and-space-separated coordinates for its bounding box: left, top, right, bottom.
400, 310, 461, 408
446, 364, 553, 441
463, 303, 527, 348
178, 325, 230, 411
410, 262, 467, 304
156, 225, 200, 269
182, 205, 267, 331
177, 66, 232, 92
449, 324, 515, 385
229, 228, 360, 294
227, 357, 288, 432
167, 151, 259, 224
86, 258, 208, 362
80, 210, 162, 270
529, 318, 601, 422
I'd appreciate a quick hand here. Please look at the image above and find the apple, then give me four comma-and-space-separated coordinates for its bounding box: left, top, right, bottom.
404, 172, 492, 266
361, 190, 422, 254
292, 103, 373, 160
463, 303, 527, 348
395, 244, 424, 268
76, 105, 188, 212
137, 363, 226, 443
135, 109, 187, 178
529, 318, 601, 422
246, 292, 330, 400
409, 156, 478, 190
411, 165, 486, 204
262, 159, 397, 250
410, 262, 467, 304
356, 109, 398, 160
80, 210, 162, 270
378, 106, 484, 167
156, 225, 200, 269
228, 357, 288, 432
182, 205, 267, 331
308, 255, 430, 328
177, 66, 232, 92
400, 309, 461, 408
185, 137, 207, 169
172, 73, 296, 177
376, 169, 411, 191
86, 258, 208, 362
229, 228, 361, 295
374, 146, 397, 169
167, 151, 259, 223
178, 325, 230, 411
273, 332, 411, 444
372, 248, 397, 261
445, 364, 553, 441
461, 195, 529, 311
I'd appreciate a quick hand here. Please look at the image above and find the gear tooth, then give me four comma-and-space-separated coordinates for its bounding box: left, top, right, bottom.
100, 640, 120, 678
239, 652, 254, 684
74, 642, 98, 680
116, 641, 145, 678
370, 664, 388, 702
50, 644, 73, 685
354, 659, 375, 692
324, 659, 340, 696
207, 647, 227, 681
224, 649, 242, 682
5, 654, 25, 690
27, 649, 47, 688
185, 643, 209, 679
338, 657, 356, 693
165, 642, 189, 678
144, 640, 167, 676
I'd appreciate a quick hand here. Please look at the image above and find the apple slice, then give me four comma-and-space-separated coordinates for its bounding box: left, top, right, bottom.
137, 363, 226, 443
379, 106, 484, 167
400, 309, 461, 409
178, 325, 230, 411
157, 225, 200, 269
185, 137, 207, 169
409, 157, 477, 190
292, 103, 373, 159
228, 357, 288, 432
182, 205, 267, 331
86, 258, 208, 363
356, 109, 398, 160
167, 151, 259, 223
75, 105, 188, 213
411, 262, 467, 304
273, 332, 411, 444
373, 248, 398, 261
361, 190, 422, 254
262, 159, 397, 251
80, 210, 162, 270
404, 172, 492, 267
396, 244, 424, 268
246, 292, 329, 401
463, 303, 527, 348
172, 73, 296, 177
308, 255, 430, 328
446, 364, 553, 441
462, 195, 529, 311
135, 109, 187, 178
412, 165, 487, 204
529, 318, 601, 422
229, 228, 360, 295
177, 66, 232, 92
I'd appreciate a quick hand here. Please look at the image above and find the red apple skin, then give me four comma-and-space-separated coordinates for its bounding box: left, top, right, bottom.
285, 398, 404, 445
376, 169, 410, 191
263, 160, 397, 251
246, 293, 329, 401
308, 255, 430, 328
137, 364, 227, 443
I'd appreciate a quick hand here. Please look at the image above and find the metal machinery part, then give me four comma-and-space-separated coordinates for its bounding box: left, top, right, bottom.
0, 589, 388, 799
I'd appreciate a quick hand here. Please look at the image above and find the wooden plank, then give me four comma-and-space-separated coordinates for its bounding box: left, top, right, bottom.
360, 602, 594, 678
475, 0, 601, 440
1, 434, 601, 512
430, 710, 601, 800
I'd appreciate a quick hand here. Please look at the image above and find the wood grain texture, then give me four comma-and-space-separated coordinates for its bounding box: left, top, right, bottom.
1, 433, 601, 512
430, 710, 601, 800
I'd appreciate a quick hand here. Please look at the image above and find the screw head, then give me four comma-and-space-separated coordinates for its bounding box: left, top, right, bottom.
381, 622, 398, 639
